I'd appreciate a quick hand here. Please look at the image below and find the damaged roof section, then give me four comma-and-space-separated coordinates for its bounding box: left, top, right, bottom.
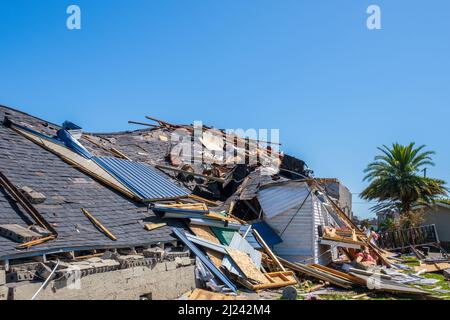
0, 106, 185, 260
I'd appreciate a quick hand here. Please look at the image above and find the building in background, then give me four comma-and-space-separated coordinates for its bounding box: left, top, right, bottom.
420, 203, 450, 250
316, 178, 353, 219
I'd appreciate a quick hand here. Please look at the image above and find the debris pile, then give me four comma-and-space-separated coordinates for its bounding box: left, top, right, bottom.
0, 107, 448, 300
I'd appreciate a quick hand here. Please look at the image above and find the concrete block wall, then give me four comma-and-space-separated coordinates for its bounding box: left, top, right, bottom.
9, 259, 196, 300
0, 285, 7, 300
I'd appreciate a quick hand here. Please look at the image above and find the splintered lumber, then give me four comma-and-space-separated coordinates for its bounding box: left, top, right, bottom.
110, 148, 131, 160
81, 208, 117, 241
204, 212, 241, 223
187, 194, 219, 206
16, 235, 56, 249
158, 202, 207, 210
238, 271, 297, 291
144, 223, 167, 231
189, 225, 221, 244
156, 164, 226, 183
277, 257, 354, 289
253, 229, 285, 272
306, 283, 328, 293
410, 246, 427, 260
414, 262, 450, 273
310, 264, 366, 286
188, 289, 245, 300
189, 225, 224, 267
127, 120, 159, 128
225, 248, 269, 284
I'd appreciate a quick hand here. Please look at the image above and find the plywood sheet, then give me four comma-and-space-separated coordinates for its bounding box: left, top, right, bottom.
207, 249, 224, 268
190, 225, 220, 244
225, 248, 269, 284
188, 289, 245, 300
414, 262, 450, 273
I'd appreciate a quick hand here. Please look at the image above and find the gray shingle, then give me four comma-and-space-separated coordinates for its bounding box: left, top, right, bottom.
0, 105, 186, 260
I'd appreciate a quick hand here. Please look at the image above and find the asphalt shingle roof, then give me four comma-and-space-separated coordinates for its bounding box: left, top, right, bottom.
0, 105, 184, 260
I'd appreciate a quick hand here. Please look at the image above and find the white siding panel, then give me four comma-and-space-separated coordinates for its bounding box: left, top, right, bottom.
258, 182, 315, 261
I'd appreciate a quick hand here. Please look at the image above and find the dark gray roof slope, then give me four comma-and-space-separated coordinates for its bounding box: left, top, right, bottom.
0, 105, 183, 260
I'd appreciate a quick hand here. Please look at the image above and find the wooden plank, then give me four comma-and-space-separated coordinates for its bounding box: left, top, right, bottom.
204, 212, 241, 223
144, 223, 167, 231
0, 171, 57, 235
414, 262, 450, 273
81, 208, 117, 241
207, 250, 225, 268
225, 248, 269, 284
252, 229, 285, 272
242, 271, 297, 291
188, 289, 245, 300
277, 256, 354, 289
187, 225, 224, 268
110, 148, 131, 160
156, 165, 226, 182
310, 264, 366, 286
188, 194, 220, 206
189, 225, 221, 244
16, 235, 56, 249
127, 120, 159, 128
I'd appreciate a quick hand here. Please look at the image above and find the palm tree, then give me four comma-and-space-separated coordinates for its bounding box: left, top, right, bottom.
361, 143, 447, 221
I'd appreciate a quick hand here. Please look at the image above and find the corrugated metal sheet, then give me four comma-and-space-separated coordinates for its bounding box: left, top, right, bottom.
173, 228, 237, 293
93, 156, 190, 201
312, 194, 332, 265
258, 182, 335, 264
258, 181, 311, 219
258, 182, 314, 260
239, 225, 262, 250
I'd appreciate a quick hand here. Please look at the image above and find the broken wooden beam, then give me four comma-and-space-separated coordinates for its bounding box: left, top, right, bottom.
81, 208, 117, 241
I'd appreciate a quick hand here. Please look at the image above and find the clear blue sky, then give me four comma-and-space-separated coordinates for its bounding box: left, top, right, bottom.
1, 1, 449, 218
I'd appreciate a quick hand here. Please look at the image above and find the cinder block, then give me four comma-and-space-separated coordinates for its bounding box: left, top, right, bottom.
182, 257, 193, 266
19, 186, 46, 204
0, 224, 42, 243
36, 263, 53, 279
0, 286, 8, 300
152, 262, 166, 273
143, 247, 165, 260
165, 261, 177, 271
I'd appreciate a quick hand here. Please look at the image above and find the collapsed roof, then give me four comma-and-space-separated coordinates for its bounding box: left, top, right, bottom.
0, 105, 309, 261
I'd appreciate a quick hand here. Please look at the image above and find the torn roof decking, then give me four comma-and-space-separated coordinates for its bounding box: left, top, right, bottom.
0, 106, 185, 261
